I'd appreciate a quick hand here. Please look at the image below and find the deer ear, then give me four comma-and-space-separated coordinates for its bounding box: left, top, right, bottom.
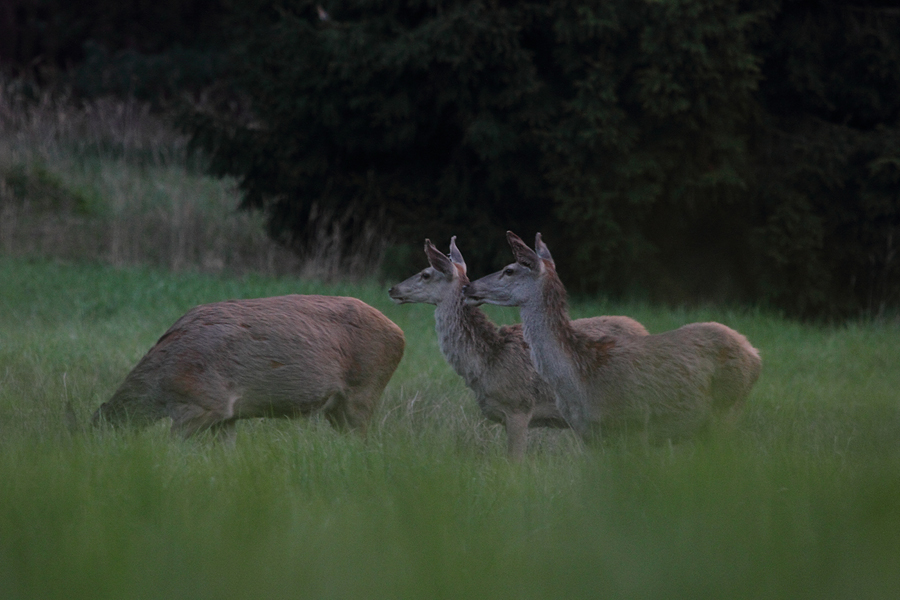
424, 239, 454, 276
534, 233, 554, 265
507, 231, 540, 270
448, 236, 467, 275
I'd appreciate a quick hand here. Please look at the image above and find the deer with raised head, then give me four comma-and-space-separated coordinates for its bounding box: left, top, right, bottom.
464, 232, 761, 442
388, 237, 648, 459
93, 295, 405, 441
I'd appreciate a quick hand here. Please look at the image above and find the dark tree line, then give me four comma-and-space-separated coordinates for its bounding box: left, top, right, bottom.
3, 0, 900, 319
0, 0, 226, 97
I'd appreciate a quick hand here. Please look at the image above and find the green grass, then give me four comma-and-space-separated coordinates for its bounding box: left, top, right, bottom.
1, 257, 900, 600
0, 85, 383, 278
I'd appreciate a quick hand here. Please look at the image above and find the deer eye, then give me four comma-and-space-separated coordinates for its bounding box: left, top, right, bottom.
503, 267, 515, 277
422, 272, 431, 280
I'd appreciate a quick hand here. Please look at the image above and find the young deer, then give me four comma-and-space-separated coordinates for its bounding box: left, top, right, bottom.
93, 295, 405, 442
388, 237, 647, 459
464, 232, 761, 441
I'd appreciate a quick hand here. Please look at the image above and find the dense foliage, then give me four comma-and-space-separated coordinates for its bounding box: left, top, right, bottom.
751, 1, 900, 317
3, 0, 900, 318
185, 0, 767, 291
0, 0, 226, 98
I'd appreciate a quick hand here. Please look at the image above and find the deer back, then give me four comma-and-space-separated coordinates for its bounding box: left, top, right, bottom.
578, 321, 760, 426
96, 295, 405, 429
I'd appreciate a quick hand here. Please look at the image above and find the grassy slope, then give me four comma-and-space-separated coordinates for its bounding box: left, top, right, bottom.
1, 258, 899, 600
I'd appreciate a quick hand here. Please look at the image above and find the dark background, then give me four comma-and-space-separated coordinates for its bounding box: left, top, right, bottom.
2, 0, 899, 320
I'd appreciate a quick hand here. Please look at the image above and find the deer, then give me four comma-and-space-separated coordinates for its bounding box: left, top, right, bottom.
463, 231, 762, 443
93, 295, 405, 442
388, 237, 648, 459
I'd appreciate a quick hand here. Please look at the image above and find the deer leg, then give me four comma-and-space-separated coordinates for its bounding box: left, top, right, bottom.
209, 418, 238, 446
505, 412, 531, 461
321, 390, 371, 437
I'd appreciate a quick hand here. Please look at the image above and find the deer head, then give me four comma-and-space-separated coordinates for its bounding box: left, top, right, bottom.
464, 231, 549, 307
389, 237, 468, 305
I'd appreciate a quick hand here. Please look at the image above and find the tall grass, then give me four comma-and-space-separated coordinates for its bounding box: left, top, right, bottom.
1, 258, 899, 599
0, 79, 386, 279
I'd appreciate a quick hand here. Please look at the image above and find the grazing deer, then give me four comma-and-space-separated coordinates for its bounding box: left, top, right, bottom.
93, 295, 405, 441
464, 232, 761, 441
388, 237, 648, 459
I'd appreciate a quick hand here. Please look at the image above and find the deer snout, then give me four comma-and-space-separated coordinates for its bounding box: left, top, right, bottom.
462, 284, 483, 306
387, 287, 406, 304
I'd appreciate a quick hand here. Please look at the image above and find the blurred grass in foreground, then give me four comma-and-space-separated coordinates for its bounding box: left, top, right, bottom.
1, 259, 899, 599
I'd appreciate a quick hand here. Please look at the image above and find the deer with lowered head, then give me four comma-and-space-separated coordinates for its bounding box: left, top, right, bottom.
388, 237, 648, 459
463, 232, 761, 442
93, 295, 405, 442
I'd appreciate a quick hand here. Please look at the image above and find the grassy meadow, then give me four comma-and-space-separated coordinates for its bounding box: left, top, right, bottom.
1, 258, 900, 600
2, 85, 900, 599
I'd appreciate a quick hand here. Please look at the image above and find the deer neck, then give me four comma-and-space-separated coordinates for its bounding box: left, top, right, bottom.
518, 266, 590, 432
518, 266, 578, 365
434, 286, 500, 383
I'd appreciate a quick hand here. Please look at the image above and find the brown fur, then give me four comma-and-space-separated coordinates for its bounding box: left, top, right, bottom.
464, 232, 762, 441
389, 238, 648, 459
93, 295, 405, 441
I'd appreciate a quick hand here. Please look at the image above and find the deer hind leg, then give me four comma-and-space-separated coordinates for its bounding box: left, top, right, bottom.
325, 376, 394, 436
319, 389, 369, 436
710, 343, 758, 420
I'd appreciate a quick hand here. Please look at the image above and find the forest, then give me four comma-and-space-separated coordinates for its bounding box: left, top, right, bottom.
2, 0, 899, 319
